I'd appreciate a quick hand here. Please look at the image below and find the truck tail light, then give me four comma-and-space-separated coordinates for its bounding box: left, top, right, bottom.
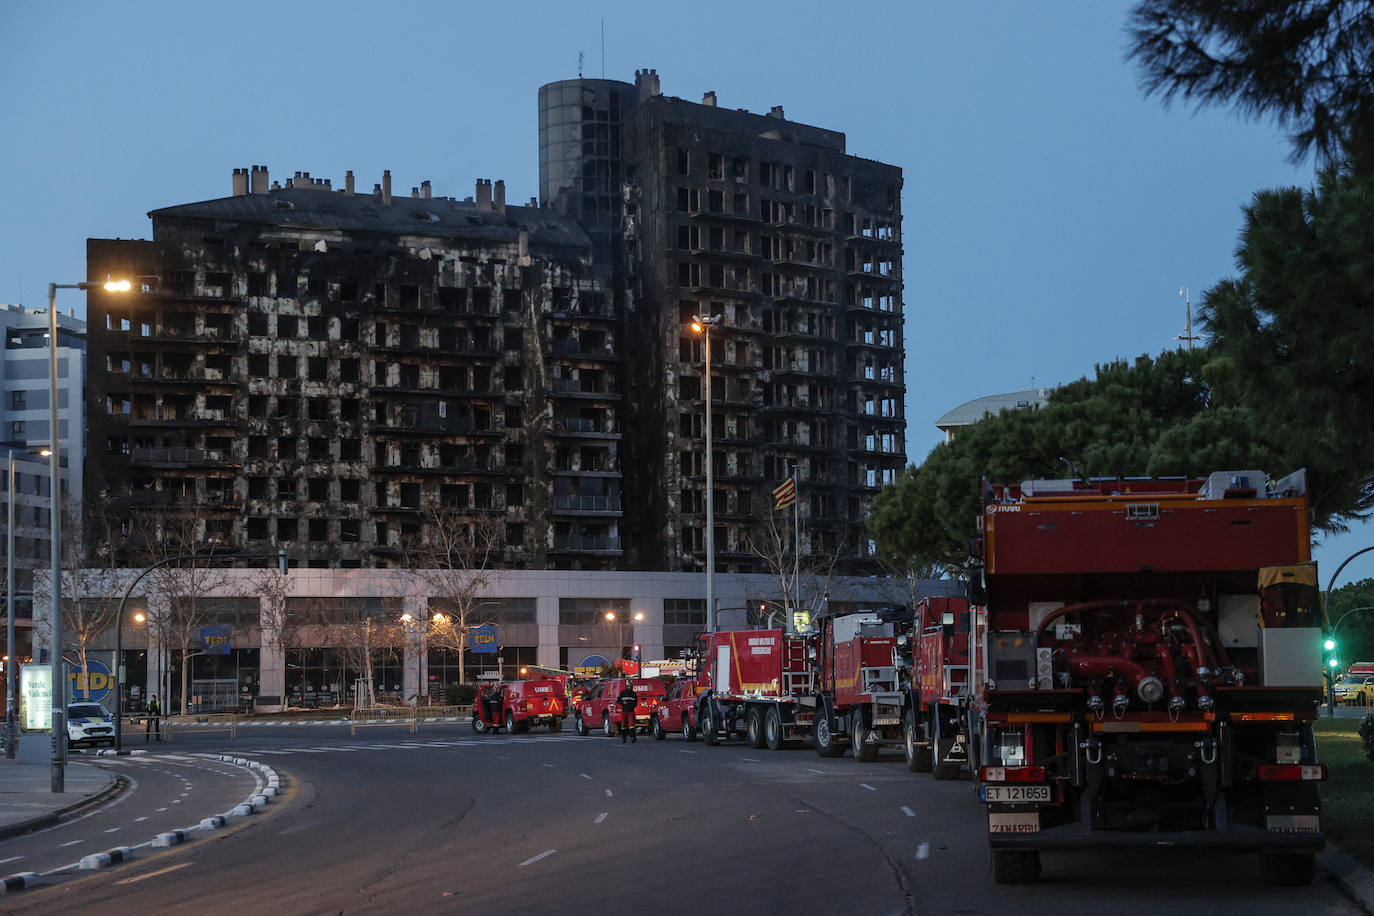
981, 765, 1046, 783
1257, 764, 1327, 781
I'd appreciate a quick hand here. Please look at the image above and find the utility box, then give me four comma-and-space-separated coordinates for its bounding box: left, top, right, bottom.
1259, 627, 1323, 687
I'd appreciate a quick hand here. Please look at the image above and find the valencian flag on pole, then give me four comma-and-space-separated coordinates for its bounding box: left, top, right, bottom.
773, 476, 797, 510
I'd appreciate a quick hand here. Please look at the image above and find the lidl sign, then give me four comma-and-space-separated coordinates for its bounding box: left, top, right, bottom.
471, 625, 499, 654
70, 658, 113, 702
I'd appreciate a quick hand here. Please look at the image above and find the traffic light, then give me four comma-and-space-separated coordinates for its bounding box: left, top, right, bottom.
1324, 635, 1339, 676
277, 548, 290, 576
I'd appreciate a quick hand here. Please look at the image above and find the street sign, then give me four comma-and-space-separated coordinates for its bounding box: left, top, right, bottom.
20, 665, 53, 732
70, 659, 113, 702
471, 625, 499, 654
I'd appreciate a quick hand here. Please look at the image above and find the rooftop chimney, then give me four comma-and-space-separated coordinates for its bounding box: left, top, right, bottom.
476, 178, 492, 211
702, 91, 717, 107
345, 170, 355, 196
382, 170, 392, 206
232, 168, 249, 197
494, 180, 505, 213
421, 180, 432, 200
251, 165, 269, 194
769, 105, 785, 120
635, 68, 660, 103
411, 186, 420, 198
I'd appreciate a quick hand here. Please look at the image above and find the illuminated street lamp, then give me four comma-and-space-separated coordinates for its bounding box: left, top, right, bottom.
46, 277, 133, 791
689, 315, 720, 635
603, 610, 644, 671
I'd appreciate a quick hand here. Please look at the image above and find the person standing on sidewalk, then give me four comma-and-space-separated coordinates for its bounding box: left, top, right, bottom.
617, 682, 638, 744
145, 695, 162, 742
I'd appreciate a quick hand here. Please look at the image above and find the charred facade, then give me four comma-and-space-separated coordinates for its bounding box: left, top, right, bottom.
542, 70, 906, 574
87, 175, 622, 569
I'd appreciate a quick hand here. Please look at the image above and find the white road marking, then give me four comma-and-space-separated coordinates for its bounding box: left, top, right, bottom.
580, 773, 592, 780
916, 843, 930, 860
542, 763, 555, 768
679, 750, 696, 755
157, 807, 168, 812
134, 816, 148, 823
860, 783, 877, 791
901, 806, 915, 817
741, 757, 760, 762
60, 840, 83, 847
807, 768, 823, 774
105, 827, 122, 833
604, 788, 613, 797
594, 812, 608, 824
519, 850, 556, 867
0, 856, 24, 865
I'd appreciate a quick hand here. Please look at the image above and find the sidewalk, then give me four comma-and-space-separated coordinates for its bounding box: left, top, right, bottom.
0, 734, 122, 840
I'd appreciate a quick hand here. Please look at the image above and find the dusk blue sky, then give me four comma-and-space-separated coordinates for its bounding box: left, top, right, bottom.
3, 1, 1368, 588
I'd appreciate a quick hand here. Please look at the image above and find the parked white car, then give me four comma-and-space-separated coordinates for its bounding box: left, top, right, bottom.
66, 702, 116, 748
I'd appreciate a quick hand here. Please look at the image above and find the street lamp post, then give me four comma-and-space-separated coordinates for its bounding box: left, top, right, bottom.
603, 610, 644, 672
689, 315, 720, 635
4, 450, 14, 758
45, 278, 131, 792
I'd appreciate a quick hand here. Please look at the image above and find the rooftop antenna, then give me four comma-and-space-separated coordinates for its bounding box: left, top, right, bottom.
1176, 285, 1200, 352
601, 19, 605, 78
578, 50, 583, 78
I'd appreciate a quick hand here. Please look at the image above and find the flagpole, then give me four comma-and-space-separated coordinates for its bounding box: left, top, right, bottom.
791, 464, 800, 635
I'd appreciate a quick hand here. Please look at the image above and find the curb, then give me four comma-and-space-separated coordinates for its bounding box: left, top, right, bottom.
1320, 844, 1374, 914
1, 873, 40, 894
0, 772, 128, 842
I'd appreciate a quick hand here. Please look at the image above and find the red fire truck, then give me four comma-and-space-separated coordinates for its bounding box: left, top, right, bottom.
471, 678, 567, 734
969, 470, 1326, 885
803, 611, 906, 760
694, 629, 815, 750
902, 596, 972, 779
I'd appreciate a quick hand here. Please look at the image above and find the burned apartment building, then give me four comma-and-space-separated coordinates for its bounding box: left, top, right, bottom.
84, 68, 905, 578
86, 172, 624, 570
541, 69, 907, 575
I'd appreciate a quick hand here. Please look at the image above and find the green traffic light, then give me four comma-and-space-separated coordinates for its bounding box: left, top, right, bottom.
1328, 657, 1340, 669
1324, 637, 1337, 652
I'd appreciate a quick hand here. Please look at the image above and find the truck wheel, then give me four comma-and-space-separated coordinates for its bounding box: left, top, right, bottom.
506, 712, 520, 735
905, 709, 933, 773
575, 714, 588, 736
652, 716, 666, 740
814, 716, 845, 757
764, 707, 784, 751
991, 849, 1041, 884
1261, 851, 1316, 886
852, 715, 879, 762
702, 708, 719, 746
472, 715, 488, 734
933, 711, 959, 780
682, 715, 697, 742
603, 713, 616, 738
746, 709, 766, 749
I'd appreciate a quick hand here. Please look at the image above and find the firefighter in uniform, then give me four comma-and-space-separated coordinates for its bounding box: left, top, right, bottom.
617, 683, 638, 743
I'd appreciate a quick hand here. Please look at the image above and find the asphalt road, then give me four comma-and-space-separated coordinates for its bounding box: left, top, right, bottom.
0, 723, 1362, 915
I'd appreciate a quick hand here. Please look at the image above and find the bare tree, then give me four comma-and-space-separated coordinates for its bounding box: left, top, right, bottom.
402, 505, 505, 685
745, 505, 843, 629
134, 509, 233, 715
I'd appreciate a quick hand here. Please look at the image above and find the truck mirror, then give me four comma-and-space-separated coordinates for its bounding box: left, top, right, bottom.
942, 612, 956, 626
966, 561, 987, 606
